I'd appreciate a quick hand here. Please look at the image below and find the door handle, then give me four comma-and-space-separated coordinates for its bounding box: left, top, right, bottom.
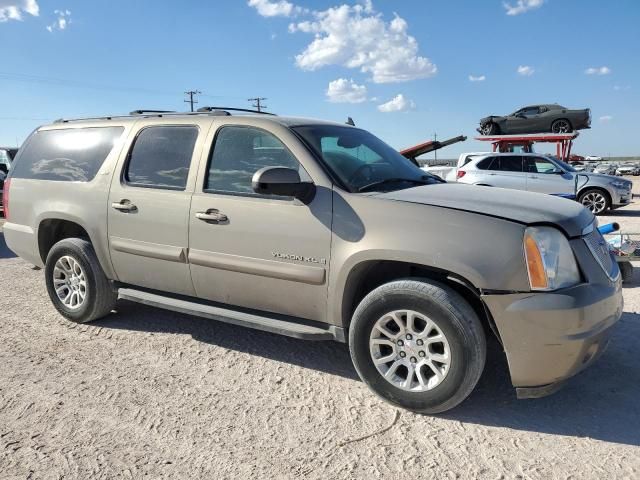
196, 209, 228, 223
111, 200, 137, 212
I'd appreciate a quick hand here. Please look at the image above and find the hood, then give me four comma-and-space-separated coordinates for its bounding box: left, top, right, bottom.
376, 183, 593, 238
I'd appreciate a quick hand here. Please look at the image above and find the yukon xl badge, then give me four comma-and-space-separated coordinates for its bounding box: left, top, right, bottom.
271, 252, 327, 265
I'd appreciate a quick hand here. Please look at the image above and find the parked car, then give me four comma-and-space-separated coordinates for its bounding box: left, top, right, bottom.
569, 154, 585, 162
478, 104, 591, 135
616, 164, 640, 176
3, 110, 622, 413
594, 163, 617, 175
585, 155, 603, 162
456, 152, 632, 214
569, 161, 586, 172
0, 147, 17, 213
421, 152, 488, 182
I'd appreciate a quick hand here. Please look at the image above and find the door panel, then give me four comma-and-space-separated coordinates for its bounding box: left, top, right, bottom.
188, 124, 332, 321
482, 156, 526, 190
108, 123, 206, 296
525, 157, 574, 195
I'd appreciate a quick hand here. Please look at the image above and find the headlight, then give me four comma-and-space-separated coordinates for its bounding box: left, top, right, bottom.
610, 180, 628, 189
523, 226, 580, 291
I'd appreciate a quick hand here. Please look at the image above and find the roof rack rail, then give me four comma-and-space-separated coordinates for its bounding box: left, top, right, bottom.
197, 106, 276, 116
130, 109, 176, 115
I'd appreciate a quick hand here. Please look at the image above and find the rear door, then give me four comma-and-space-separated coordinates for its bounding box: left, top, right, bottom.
188, 120, 332, 321
524, 156, 574, 195
480, 155, 526, 190
108, 119, 210, 295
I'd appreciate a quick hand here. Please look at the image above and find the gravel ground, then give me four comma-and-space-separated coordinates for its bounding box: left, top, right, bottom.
1, 202, 640, 479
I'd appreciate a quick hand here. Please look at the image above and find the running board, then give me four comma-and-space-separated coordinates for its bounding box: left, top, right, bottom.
117, 288, 345, 342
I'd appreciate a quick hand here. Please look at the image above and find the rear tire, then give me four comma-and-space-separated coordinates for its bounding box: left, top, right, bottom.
45, 238, 116, 323
551, 119, 573, 133
349, 279, 486, 414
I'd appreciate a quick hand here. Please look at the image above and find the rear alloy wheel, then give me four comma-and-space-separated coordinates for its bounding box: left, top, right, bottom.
551, 119, 573, 133
480, 123, 498, 135
45, 238, 117, 323
579, 189, 610, 215
349, 279, 486, 414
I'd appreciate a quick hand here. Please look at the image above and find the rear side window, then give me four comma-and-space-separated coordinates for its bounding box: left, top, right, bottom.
476, 157, 495, 170
124, 126, 198, 190
11, 127, 124, 182
496, 156, 523, 172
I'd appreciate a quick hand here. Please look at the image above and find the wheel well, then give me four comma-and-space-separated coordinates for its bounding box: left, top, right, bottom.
552, 117, 572, 128
38, 219, 90, 263
341, 260, 500, 341
578, 186, 611, 204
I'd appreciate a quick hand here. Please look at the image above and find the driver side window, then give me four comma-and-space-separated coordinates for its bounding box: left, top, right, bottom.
526, 157, 557, 174
205, 126, 307, 196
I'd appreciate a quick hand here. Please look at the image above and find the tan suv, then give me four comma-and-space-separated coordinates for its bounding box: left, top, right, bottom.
2, 108, 623, 413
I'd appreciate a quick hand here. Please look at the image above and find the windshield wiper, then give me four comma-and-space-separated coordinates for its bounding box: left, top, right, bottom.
358, 177, 432, 193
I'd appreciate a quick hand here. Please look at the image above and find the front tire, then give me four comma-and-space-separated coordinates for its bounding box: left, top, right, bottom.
578, 188, 610, 215
45, 238, 117, 323
349, 279, 486, 414
480, 122, 499, 135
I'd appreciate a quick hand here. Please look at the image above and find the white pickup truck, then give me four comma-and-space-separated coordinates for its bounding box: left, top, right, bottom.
422, 152, 489, 182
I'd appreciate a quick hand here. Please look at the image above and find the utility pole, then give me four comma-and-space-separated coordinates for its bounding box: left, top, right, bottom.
184, 90, 201, 112
248, 97, 267, 112
433, 132, 438, 163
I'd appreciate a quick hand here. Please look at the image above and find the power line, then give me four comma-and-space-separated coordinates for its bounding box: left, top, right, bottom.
248, 97, 267, 112
184, 90, 202, 112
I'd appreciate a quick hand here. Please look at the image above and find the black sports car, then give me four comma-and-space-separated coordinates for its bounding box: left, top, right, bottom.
478, 104, 591, 135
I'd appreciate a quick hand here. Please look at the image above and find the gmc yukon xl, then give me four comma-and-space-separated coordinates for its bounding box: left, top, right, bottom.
2, 109, 623, 413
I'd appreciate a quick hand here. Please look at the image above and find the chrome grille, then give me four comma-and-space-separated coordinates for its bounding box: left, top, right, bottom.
583, 229, 618, 280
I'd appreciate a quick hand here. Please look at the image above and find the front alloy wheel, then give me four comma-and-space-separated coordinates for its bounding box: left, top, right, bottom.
349, 279, 486, 414
579, 189, 609, 215
370, 310, 451, 391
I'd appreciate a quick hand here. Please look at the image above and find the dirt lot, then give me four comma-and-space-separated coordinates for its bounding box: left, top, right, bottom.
1, 200, 640, 479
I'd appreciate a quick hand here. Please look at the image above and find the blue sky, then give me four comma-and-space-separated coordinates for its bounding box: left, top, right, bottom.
1, 0, 638, 157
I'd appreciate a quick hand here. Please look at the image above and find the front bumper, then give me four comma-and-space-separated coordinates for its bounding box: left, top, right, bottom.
482, 277, 623, 393
612, 188, 633, 208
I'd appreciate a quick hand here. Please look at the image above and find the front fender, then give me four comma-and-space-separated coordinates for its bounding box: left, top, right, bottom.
327, 192, 530, 326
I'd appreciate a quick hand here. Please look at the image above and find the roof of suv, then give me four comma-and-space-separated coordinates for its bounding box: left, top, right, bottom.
47, 110, 351, 130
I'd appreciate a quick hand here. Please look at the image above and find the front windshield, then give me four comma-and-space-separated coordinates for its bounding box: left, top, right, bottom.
292, 125, 441, 192
548, 156, 577, 172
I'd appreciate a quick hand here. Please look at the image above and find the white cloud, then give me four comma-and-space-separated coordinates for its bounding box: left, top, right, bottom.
289, 2, 436, 84
0, 0, 39, 22
517, 65, 535, 76
469, 74, 486, 82
503, 0, 544, 16
599, 115, 613, 123
614, 85, 630, 91
377, 94, 414, 112
248, 0, 304, 17
46, 9, 70, 32
585, 66, 611, 75
326, 78, 368, 103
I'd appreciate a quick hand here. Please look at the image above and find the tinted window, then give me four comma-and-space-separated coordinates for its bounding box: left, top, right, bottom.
206, 126, 303, 196
125, 126, 198, 190
496, 156, 523, 172
476, 157, 495, 170
11, 127, 124, 182
520, 107, 539, 116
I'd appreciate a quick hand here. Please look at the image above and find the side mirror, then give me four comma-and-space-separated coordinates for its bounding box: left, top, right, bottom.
252, 166, 315, 203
